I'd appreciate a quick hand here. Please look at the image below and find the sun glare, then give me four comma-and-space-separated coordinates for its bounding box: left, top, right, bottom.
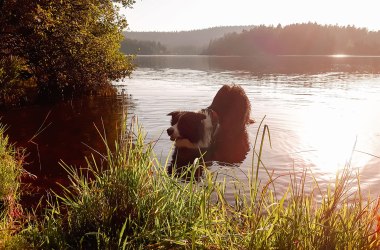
331, 54, 349, 58
294, 97, 374, 175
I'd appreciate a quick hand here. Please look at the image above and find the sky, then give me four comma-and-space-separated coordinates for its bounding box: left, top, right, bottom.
121, 0, 380, 32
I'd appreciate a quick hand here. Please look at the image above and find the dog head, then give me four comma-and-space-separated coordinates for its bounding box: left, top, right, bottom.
167, 111, 206, 148
167, 109, 219, 149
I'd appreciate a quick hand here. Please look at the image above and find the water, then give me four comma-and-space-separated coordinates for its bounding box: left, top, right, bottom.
0, 97, 128, 201
2, 55, 380, 202
116, 55, 380, 197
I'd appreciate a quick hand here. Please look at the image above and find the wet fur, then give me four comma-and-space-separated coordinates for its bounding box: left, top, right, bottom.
167, 84, 252, 177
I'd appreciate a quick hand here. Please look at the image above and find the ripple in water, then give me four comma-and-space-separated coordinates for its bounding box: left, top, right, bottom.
116, 55, 380, 198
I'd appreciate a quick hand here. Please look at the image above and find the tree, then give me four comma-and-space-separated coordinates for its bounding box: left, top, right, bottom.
0, 0, 135, 104
120, 39, 168, 55
204, 23, 380, 56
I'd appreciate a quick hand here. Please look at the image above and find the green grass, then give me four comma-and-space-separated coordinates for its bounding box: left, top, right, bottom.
0, 124, 23, 248
3, 118, 380, 249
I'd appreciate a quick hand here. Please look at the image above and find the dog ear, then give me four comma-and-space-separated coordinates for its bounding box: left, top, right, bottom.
167, 111, 180, 117
168, 111, 182, 125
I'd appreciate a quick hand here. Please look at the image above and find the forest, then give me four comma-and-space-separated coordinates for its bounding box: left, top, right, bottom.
204, 23, 380, 56
120, 38, 168, 55
123, 25, 255, 54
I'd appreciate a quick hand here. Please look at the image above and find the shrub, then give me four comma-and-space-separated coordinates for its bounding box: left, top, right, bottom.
0, 124, 23, 248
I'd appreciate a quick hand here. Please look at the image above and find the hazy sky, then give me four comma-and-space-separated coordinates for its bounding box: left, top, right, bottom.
122, 0, 380, 32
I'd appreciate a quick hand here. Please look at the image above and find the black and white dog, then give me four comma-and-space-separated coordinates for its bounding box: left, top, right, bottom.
167, 84, 253, 177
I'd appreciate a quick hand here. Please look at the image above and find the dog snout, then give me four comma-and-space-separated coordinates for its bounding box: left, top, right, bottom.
167, 127, 174, 136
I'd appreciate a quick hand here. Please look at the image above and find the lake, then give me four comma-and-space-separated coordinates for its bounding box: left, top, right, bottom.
117, 55, 380, 198
2, 55, 380, 202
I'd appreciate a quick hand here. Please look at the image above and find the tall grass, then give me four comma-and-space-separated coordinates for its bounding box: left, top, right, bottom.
7, 118, 380, 249
0, 124, 23, 248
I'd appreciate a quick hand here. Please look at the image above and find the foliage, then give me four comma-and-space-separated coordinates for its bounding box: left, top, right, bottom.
0, 56, 36, 106
120, 38, 168, 55
9, 119, 380, 249
16, 119, 216, 249
205, 23, 380, 56
0, 124, 23, 248
0, 0, 135, 103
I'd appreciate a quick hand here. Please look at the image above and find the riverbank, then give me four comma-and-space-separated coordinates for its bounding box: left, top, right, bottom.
0, 124, 23, 248
1, 118, 380, 249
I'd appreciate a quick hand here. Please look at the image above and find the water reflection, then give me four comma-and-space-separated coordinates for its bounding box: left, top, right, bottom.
0, 96, 131, 203
135, 55, 380, 74
2, 55, 380, 204
123, 55, 380, 197
168, 129, 250, 179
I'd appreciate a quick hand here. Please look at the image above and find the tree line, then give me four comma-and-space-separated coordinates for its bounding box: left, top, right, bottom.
123, 26, 256, 55
120, 39, 168, 55
0, 0, 135, 106
204, 23, 380, 56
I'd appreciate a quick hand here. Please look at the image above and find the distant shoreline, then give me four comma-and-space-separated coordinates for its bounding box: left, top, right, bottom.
133, 54, 380, 58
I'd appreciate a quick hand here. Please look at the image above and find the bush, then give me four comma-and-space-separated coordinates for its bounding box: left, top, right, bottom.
0, 0, 135, 104
0, 124, 23, 248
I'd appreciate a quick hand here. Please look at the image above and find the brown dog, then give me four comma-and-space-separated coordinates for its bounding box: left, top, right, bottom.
167, 84, 253, 177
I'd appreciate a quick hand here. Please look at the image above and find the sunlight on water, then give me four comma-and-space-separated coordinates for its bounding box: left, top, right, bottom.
296, 102, 365, 173
116, 55, 380, 197
330, 54, 349, 58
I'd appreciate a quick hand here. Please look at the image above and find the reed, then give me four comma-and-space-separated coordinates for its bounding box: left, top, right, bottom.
6, 118, 380, 249
0, 124, 23, 249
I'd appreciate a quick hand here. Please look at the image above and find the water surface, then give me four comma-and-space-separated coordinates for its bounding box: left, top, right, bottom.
0, 97, 128, 202
116, 55, 380, 197
2, 55, 380, 202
